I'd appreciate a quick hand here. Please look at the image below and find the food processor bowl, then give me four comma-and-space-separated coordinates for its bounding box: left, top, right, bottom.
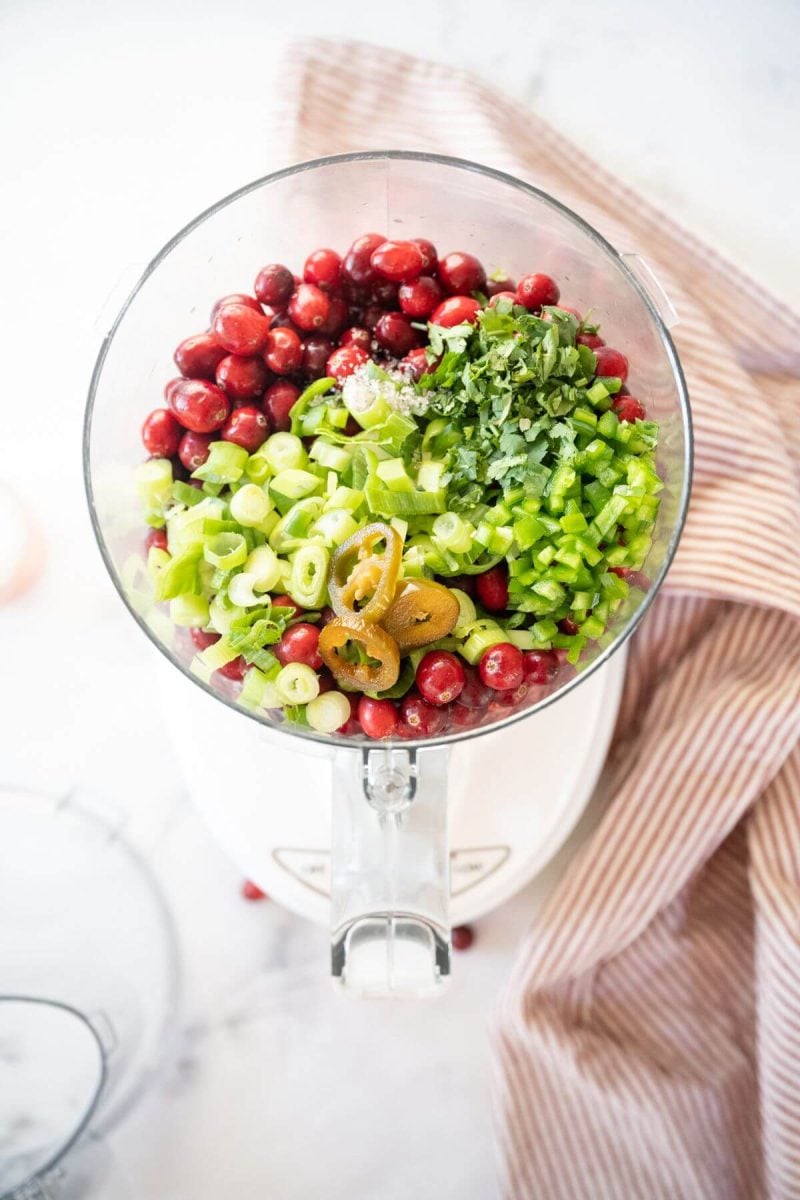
85, 152, 691, 995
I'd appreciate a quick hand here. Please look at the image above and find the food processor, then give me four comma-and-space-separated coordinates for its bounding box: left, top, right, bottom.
84, 152, 691, 997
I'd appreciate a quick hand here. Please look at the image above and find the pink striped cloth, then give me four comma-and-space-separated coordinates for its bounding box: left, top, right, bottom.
280, 39, 800, 1198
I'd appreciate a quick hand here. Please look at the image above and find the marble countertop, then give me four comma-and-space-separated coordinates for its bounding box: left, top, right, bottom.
1, 1, 797, 1196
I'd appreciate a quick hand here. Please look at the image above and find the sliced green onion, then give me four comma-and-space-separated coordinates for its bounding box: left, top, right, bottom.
364, 483, 447, 518
238, 665, 282, 711
192, 441, 249, 484
310, 509, 359, 548
204, 532, 248, 570
432, 512, 473, 554
264, 432, 308, 473
310, 439, 352, 473
375, 457, 415, 492
306, 690, 351, 733
270, 469, 322, 505
508, 629, 536, 650
169, 593, 210, 627
461, 620, 508, 665
147, 546, 170, 580
228, 573, 262, 608
230, 484, 272, 528
154, 547, 202, 602
450, 588, 477, 635
244, 544, 282, 592
209, 592, 243, 635
289, 544, 329, 608
275, 663, 320, 705
135, 458, 173, 523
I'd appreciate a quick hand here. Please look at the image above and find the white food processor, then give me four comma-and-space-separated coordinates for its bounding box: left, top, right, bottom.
84, 152, 691, 998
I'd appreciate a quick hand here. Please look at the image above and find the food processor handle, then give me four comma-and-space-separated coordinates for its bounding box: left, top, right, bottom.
330, 744, 451, 997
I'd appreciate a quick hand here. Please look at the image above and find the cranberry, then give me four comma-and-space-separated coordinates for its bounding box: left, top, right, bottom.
431, 296, 481, 327
174, 332, 226, 380
438, 252, 486, 295
271, 594, 300, 618
178, 430, 212, 472
164, 378, 183, 404
452, 925, 475, 951
411, 238, 438, 272
263, 379, 300, 432
522, 649, 560, 685
488, 291, 519, 307
559, 616, 580, 635
516, 273, 560, 311
401, 348, 430, 380
141, 408, 182, 457
415, 651, 466, 706
217, 655, 248, 682
449, 573, 476, 598
319, 606, 337, 626
577, 332, 605, 350
320, 296, 350, 338
361, 304, 386, 331
479, 643, 524, 691
303, 248, 342, 292
264, 327, 303, 375
456, 666, 493, 709
371, 239, 425, 283
358, 696, 398, 739
288, 283, 331, 332
168, 379, 229, 433
210, 293, 264, 323
371, 279, 400, 308
275, 623, 322, 670
242, 879, 267, 901
221, 406, 269, 453
492, 681, 530, 707
400, 692, 448, 735
146, 527, 168, 552
327, 345, 369, 382
398, 276, 443, 319
340, 326, 372, 353
342, 233, 385, 287
302, 336, 335, 380
450, 703, 481, 729
270, 312, 302, 335
613, 395, 646, 422
375, 312, 421, 356
316, 671, 335, 694
215, 354, 270, 400
213, 303, 271, 355
486, 276, 516, 297
610, 566, 651, 590
254, 264, 294, 308
475, 565, 509, 612
344, 416, 361, 437
190, 628, 220, 650
594, 346, 629, 381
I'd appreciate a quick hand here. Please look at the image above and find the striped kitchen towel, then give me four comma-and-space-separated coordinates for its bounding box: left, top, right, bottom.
280, 39, 800, 1199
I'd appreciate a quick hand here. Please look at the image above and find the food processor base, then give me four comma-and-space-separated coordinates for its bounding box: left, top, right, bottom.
158, 649, 626, 926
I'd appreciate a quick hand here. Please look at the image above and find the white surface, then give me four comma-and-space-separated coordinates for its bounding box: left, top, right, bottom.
1, 2, 798, 1197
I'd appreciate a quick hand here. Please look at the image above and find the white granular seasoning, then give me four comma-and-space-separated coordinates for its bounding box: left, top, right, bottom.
342, 364, 432, 418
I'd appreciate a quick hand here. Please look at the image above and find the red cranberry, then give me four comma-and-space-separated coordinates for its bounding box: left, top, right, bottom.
242, 879, 267, 901
316, 671, 335, 694
398, 276, 443, 319
340, 326, 372, 353
221, 406, 269, 453
142, 408, 182, 456
168, 379, 229, 433
320, 296, 350, 338
475, 565, 509, 612
492, 681, 530, 707
416, 650, 466, 706
254, 264, 294, 308
288, 283, 331, 332
327, 345, 369, 382
270, 312, 302, 335
486, 276, 516, 297
375, 312, 421, 356
215, 354, 270, 400
271, 594, 300, 618
344, 416, 360, 437
303, 248, 342, 292
361, 304, 386, 331
174, 332, 226, 380
210, 293, 264, 323
610, 566, 651, 590
358, 696, 398, 739
302, 336, 335, 380
516, 273, 560, 311
613, 395, 646, 422
450, 704, 481, 729
164, 378, 183, 404
411, 238, 438, 272
401, 348, 431, 380
456, 666, 493, 709
319, 607, 336, 626
522, 649, 560, 685
178, 430, 212, 472
370, 280, 399, 309
431, 296, 481, 327
263, 379, 300, 432
217, 655, 248, 682
577, 332, 605, 350
400, 692, 448, 735
264, 327, 303, 375
452, 925, 475, 951
449, 573, 476, 598
146, 527, 168, 552
559, 617, 580, 635
594, 346, 629, 381
479, 643, 523, 691
213, 303, 271, 355
275, 623, 322, 670
371, 239, 425, 283
190, 628, 220, 650
438, 252, 487, 295
342, 233, 385, 287
488, 291, 519, 307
